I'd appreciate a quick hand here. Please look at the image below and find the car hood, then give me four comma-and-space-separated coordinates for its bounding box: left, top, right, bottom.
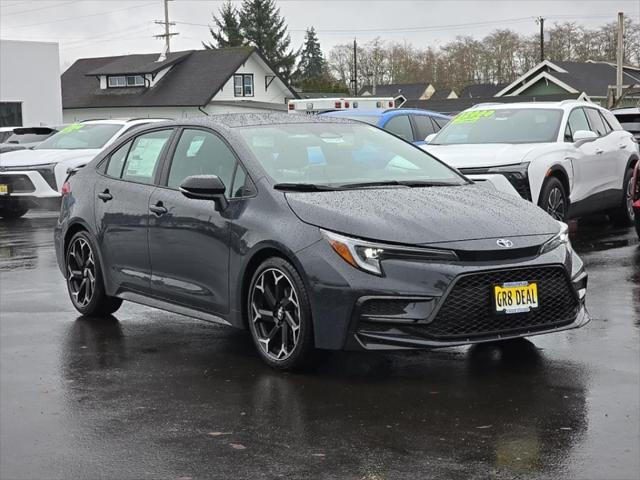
0, 148, 99, 167
285, 184, 559, 245
422, 143, 542, 168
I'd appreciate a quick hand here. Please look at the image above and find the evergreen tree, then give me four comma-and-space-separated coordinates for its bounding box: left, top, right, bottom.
239, 0, 297, 80
203, 1, 244, 49
295, 27, 326, 84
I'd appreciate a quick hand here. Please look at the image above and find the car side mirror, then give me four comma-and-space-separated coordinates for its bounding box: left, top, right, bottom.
179, 175, 228, 211
573, 130, 598, 143
425, 133, 437, 143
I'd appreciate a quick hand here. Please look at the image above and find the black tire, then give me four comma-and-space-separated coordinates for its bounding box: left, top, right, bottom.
538, 177, 568, 222
0, 206, 28, 219
65, 231, 122, 316
246, 257, 316, 371
635, 212, 640, 239
608, 168, 634, 226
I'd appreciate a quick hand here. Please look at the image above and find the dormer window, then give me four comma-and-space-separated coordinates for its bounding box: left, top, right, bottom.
108, 75, 145, 88
234, 74, 253, 97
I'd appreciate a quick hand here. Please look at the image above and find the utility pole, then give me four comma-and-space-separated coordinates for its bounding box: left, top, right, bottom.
537, 17, 545, 62
616, 11, 624, 101
352, 38, 358, 96
154, 0, 178, 54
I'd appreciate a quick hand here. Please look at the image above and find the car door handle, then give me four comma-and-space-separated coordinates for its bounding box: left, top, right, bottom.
149, 202, 168, 216
595, 149, 604, 155
619, 144, 627, 149
97, 189, 113, 202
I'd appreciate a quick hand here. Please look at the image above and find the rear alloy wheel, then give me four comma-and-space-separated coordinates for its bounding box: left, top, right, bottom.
66, 231, 122, 316
608, 168, 634, 226
248, 258, 315, 370
539, 177, 567, 222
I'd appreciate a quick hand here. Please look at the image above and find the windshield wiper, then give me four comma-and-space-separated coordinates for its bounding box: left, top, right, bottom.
339, 180, 461, 189
273, 183, 340, 192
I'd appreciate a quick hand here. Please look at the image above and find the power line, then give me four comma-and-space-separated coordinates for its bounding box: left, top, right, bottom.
0, 0, 79, 17
1, 1, 156, 29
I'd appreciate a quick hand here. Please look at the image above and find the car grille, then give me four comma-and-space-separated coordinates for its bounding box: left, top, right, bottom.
418, 266, 578, 340
0, 174, 35, 194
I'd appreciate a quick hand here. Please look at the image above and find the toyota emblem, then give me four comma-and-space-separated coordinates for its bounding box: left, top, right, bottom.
496, 239, 514, 248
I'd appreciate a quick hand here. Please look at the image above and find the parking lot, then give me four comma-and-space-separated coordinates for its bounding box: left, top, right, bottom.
0, 211, 638, 480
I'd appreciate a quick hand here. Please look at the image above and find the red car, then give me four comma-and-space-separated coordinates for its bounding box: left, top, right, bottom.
634, 162, 640, 237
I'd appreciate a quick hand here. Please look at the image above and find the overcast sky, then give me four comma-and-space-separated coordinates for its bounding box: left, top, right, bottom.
1, 0, 639, 71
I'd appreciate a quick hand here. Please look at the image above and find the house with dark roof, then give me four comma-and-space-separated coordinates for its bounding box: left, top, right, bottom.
494, 60, 640, 105
359, 82, 435, 100
458, 83, 508, 99
61, 47, 298, 122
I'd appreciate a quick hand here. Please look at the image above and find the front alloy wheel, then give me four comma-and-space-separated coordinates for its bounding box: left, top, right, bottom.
539, 177, 567, 222
248, 258, 315, 370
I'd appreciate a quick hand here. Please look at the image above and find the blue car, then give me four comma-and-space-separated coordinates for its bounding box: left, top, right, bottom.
320, 108, 451, 145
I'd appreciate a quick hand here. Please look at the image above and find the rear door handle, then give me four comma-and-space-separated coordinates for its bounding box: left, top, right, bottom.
97, 189, 113, 202
149, 202, 168, 216
619, 144, 627, 149
595, 149, 604, 155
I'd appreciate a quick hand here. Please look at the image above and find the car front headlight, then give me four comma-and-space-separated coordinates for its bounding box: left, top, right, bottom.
486, 162, 530, 177
321, 229, 458, 276
539, 222, 570, 255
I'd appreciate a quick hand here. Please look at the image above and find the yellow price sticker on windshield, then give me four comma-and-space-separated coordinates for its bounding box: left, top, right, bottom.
452, 110, 495, 124
60, 124, 84, 134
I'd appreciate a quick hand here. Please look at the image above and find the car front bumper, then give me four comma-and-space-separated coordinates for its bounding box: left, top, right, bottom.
296, 238, 589, 351
0, 171, 61, 209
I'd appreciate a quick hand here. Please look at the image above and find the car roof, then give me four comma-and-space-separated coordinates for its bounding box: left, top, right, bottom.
138, 113, 361, 131
611, 107, 640, 114
80, 118, 169, 126
323, 108, 450, 118
464, 101, 596, 111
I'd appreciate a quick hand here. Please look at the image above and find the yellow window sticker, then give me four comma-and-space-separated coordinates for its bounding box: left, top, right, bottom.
60, 124, 84, 134
452, 110, 495, 125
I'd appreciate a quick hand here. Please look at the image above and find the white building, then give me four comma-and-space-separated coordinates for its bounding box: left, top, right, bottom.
62, 47, 298, 121
0, 40, 63, 127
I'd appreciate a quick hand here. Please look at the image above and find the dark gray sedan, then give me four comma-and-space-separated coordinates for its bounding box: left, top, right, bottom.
54, 114, 589, 370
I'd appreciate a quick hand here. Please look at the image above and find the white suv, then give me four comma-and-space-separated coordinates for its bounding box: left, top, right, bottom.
422, 101, 639, 224
0, 118, 166, 218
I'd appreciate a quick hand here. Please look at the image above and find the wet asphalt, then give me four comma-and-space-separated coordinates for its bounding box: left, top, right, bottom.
0, 212, 638, 480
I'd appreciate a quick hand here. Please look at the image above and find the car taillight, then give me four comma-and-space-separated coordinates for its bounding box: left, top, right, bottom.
288, 103, 294, 110
61, 181, 71, 196
335, 101, 342, 109
388, 101, 394, 108
344, 101, 350, 108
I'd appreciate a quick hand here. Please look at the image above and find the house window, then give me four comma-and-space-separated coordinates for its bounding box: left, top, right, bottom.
108, 75, 145, 88
0, 102, 22, 127
234, 74, 254, 97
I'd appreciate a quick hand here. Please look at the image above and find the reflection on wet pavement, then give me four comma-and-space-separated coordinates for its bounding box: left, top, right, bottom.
0, 212, 638, 479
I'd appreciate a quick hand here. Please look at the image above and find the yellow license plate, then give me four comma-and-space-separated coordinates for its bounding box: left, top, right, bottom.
494, 281, 538, 314
0, 184, 7, 195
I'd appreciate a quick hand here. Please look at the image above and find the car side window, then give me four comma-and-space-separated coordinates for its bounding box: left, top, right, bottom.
384, 115, 413, 142
601, 110, 623, 131
121, 129, 172, 185
598, 111, 613, 134
166, 129, 237, 195
411, 115, 435, 140
230, 165, 255, 198
105, 140, 132, 178
566, 108, 590, 141
431, 116, 447, 130
584, 108, 607, 137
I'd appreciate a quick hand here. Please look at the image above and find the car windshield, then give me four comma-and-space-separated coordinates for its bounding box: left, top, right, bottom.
237, 122, 465, 188
431, 108, 563, 145
35, 123, 121, 150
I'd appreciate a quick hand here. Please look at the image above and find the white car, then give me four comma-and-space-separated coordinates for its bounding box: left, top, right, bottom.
422, 101, 638, 224
0, 118, 166, 218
